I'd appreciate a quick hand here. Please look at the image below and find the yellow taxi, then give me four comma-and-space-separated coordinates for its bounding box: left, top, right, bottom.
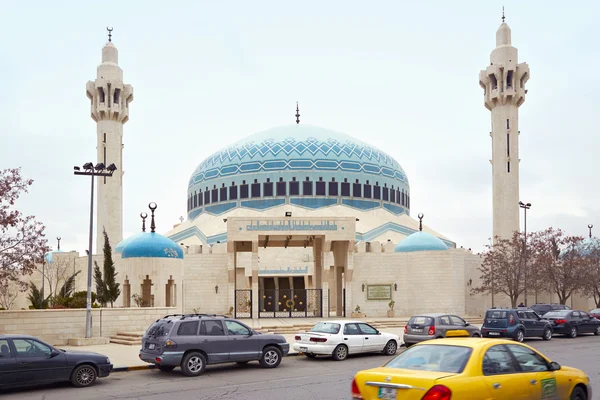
351, 337, 591, 400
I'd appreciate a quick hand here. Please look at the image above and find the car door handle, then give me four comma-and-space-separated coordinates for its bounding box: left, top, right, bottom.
493, 383, 501, 389
365, 337, 369, 340
530, 380, 538, 385
344, 338, 348, 340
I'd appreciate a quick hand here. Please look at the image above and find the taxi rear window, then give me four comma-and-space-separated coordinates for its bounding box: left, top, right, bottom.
385, 345, 472, 373
485, 310, 508, 319
409, 316, 434, 325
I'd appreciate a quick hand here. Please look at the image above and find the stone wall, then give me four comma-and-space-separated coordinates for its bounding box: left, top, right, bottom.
0, 307, 176, 345
182, 253, 229, 314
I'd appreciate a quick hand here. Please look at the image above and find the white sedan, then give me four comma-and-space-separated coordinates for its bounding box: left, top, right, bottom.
292, 320, 400, 361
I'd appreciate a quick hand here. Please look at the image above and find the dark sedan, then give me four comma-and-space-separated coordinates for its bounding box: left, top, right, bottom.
543, 310, 600, 338
0, 334, 113, 389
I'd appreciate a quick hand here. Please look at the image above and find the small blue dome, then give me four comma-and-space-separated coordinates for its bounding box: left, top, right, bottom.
394, 231, 448, 253
44, 250, 64, 263
577, 237, 600, 256
121, 232, 184, 259
115, 232, 148, 254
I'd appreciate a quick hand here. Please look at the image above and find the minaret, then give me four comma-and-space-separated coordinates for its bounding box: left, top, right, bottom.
479, 12, 529, 243
86, 28, 133, 252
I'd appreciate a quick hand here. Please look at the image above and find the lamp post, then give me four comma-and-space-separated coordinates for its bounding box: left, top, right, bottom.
519, 201, 531, 306
74, 162, 117, 338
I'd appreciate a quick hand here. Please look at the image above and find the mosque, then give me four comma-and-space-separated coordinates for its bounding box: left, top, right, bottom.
17, 16, 594, 318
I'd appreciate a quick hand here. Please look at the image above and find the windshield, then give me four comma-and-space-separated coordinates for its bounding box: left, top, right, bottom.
146, 319, 174, 338
309, 322, 340, 334
386, 345, 472, 373
591, 309, 600, 314
544, 311, 570, 318
485, 310, 508, 319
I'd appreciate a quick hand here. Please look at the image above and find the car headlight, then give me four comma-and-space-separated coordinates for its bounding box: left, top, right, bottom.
106, 357, 111, 364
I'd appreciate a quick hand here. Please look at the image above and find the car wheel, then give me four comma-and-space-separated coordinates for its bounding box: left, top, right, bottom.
259, 346, 282, 368
332, 344, 348, 361
515, 330, 525, 343
383, 340, 397, 355
71, 364, 97, 387
158, 365, 176, 372
594, 326, 600, 336
471, 333, 481, 338
569, 327, 578, 338
570, 386, 588, 400
542, 328, 552, 341
181, 352, 207, 377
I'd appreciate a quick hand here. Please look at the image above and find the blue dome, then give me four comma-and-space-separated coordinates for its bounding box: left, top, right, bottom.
121, 232, 184, 259
186, 124, 411, 219
394, 231, 449, 253
577, 237, 600, 256
115, 232, 147, 254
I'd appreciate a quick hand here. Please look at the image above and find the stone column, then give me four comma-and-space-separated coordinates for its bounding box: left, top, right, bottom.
336, 266, 344, 316
227, 241, 236, 314
345, 240, 354, 315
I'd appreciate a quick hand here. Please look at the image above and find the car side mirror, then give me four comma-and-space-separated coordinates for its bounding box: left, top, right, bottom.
464, 322, 470, 326
49, 350, 60, 358
549, 361, 561, 371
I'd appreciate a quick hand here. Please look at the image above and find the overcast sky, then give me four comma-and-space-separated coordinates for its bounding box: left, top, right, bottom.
1, 1, 598, 254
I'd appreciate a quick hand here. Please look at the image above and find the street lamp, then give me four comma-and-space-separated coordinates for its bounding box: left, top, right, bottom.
74, 162, 117, 338
519, 201, 532, 306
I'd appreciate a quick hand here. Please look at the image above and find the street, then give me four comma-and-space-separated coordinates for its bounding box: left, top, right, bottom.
5, 335, 600, 400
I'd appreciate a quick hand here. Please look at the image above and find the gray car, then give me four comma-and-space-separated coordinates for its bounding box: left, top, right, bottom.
139, 314, 290, 376
403, 313, 481, 346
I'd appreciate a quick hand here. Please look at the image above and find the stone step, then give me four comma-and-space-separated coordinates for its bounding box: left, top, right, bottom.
111, 334, 142, 341
109, 338, 142, 346
116, 331, 145, 337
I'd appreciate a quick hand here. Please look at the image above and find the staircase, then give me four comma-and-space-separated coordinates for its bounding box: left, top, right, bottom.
109, 331, 144, 346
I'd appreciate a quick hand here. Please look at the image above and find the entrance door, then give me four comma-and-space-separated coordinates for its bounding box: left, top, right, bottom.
258, 289, 322, 318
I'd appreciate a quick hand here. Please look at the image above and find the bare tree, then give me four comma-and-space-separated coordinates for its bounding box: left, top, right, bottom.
39, 255, 74, 298
471, 232, 527, 308
581, 238, 600, 307
530, 228, 585, 305
0, 278, 20, 309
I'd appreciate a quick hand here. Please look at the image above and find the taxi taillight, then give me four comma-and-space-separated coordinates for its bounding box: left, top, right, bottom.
295, 335, 301, 340
404, 325, 408, 334
351, 378, 363, 399
428, 325, 436, 336
310, 337, 327, 343
555, 319, 567, 324
422, 385, 451, 400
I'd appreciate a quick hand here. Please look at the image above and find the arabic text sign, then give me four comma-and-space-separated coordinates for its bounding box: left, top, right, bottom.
245, 220, 338, 231
258, 266, 310, 275
367, 285, 392, 300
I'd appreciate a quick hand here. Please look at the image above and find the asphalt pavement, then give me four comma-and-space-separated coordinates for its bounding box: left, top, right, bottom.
5, 334, 600, 400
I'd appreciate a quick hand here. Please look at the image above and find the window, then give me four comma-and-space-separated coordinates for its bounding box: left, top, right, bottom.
341, 181, 350, 197
343, 323, 360, 335
357, 323, 377, 335
382, 186, 389, 201
390, 187, 395, 203
251, 181, 260, 198
263, 181, 274, 197
204, 190, 210, 205
316, 180, 326, 196
328, 181, 338, 196
386, 345, 472, 373
490, 74, 498, 90
225, 320, 251, 336
506, 119, 510, 130
303, 180, 313, 196
211, 188, 218, 203
276, 180, 286, 196
449, 316, 466, 326
200, 320, 225, 336
103, 132, 106, 143
401, 190, 405, 206
482, 345, 518, 375
507, 162, 510, 173
373, 184, 381, 200
581, 312, 591, 320
177, 321, 199, 336
198, 190, 203, 206
352, 182, 361, 197
220, 186, 228, 202
12, 339, 52, 358
507, 133, 510, 156
193, 191, 197, 208
114, 88, 121, 104
506, 345, 548, 372
363, 183, 372, 198
229, 184, 238, 200
0, 339, 12, 358
409, 316, 434, 326
506, 71, 513, 88
525, 312, 539, 320
439, 316, 451, 325
240, 183, 249, 199
290, 179, 299, 195
98, 87, 105, 102
310, 322, 341, 334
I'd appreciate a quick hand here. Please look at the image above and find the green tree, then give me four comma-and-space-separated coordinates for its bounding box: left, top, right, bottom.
27, 281, 50, 309
94, 228, 120, 307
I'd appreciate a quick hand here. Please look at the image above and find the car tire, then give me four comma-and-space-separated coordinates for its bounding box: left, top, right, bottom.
472, 333, 481, 338
514, 330, 525, 343
332, 344, 348, 361
570, 386, 587, 400
569, 327, 578, 338
71, 364, 97, 387
158, 365, 176, 372
382, 340, 397, 355
542, 328, 552, 341
180, 352, 207, 377
594, 326, 600, 336
259, 346, 282, 368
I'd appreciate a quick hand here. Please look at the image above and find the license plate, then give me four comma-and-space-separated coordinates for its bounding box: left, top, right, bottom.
148, 343, 156, 349
488, 332, 500, 336
300, 347, 308, 353
378, 387, 397, 399
412, 329, 423, 333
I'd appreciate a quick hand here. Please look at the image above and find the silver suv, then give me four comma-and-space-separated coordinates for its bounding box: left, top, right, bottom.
139, 314, 290, 376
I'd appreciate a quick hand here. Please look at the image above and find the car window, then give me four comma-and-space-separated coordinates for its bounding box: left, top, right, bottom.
13, 339, 52, 358
0, 339, 12, 358
385, 345, 472, 373
572, 312, 581, 319
485, 310, 508, 319
177, 321, 199, 336
506, 345, 549, 372
201, 320, 225, 336
225, 320, 251, 335
409, 316, 434, 325
358, 323, 378, 335
525, 312, 538, 320
591, 309, 600, 314
146, 319, 174, 338
581, 312, 591, 320
439, 316, 451, 325
482, 345, 518, 375
544, 310, 570, 318
343, 323, 360, 335
517, 311, 528, 320
309, 322, 340, 334
449, 316, 466, 326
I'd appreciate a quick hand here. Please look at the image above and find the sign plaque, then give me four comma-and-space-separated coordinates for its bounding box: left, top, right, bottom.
366, 285, 392, 300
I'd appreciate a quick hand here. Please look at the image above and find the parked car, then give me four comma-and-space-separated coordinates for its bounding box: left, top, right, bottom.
0, 334, 113, 389
292, 320, 399, 361
590, 308, 600, 319
542, 310, 600, 338
481, 308, 553, 342
351, 337, 592, 400
403, 313, 481, 346
139, 314, 289, 376
530, 303, 571, 316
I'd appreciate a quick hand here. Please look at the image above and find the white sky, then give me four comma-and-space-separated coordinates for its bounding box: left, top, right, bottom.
1, 1, 598, 254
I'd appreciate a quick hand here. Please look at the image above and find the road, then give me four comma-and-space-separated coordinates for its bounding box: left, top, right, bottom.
5, 335, 600, 400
